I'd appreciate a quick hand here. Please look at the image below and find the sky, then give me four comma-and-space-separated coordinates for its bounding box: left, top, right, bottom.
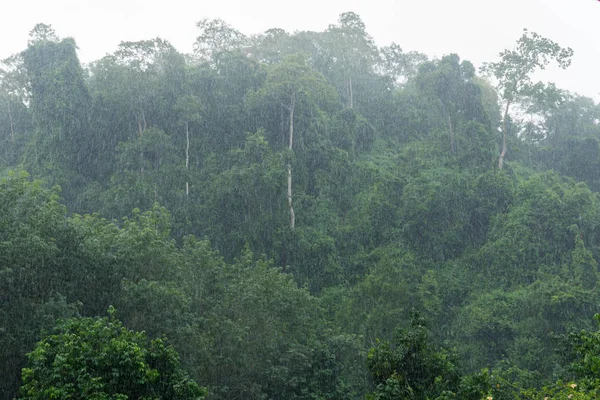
1, 0, 599, 100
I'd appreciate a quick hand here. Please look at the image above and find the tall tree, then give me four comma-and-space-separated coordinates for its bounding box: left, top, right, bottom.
324, 12, 379, 110
22, 24, 92, 186
481, 29, 573, 169
175, 94, 203, 196
0, 172, 80, 399
0, 54, 32, 167
87, 38, 185, 186
193, 18, 248, 63
250, 54, 336, 229
378, 43, 427, 86
415, 54, 489, 155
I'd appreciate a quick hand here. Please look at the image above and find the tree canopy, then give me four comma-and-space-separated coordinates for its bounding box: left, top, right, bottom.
1, 12, 598, 400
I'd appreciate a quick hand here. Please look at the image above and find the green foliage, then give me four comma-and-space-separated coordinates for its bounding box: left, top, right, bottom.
415, 54, 491, 157
330, 247, 417, 343
21, 30, 92, 195
516, 313, 600, 399
19, 310, 205, 399
367, 313, 486, 400
562, 314, 600, 393
175, 242, 358, 399
521, 382, 595, 400
399, 167, 477, 261
196, 131, 286, 258
104, 127, 186, 221
481, 29, 573, 105
481, 29, 573, 168
0, 172, 80, 397
2, 14, 600, 400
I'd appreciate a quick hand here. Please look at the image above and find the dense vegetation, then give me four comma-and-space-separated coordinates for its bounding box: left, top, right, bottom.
2, 13, 600, 399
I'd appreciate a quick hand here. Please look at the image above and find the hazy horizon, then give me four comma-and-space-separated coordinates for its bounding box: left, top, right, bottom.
1, 0, 599, 100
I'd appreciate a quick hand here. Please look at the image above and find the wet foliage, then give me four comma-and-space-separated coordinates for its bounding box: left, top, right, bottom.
1, 15, 600, 400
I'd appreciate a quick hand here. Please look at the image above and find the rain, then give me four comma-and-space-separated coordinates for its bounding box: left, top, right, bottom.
1, 2, 600, 399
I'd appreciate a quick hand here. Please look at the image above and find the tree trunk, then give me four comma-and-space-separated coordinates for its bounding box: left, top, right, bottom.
280, 104, 285, 147
7, 100, 15, 143
348, 75, 354, 109
498, 102, 511, 170
287, 93, 296, 229
138, 109, 146, 177
137, 109, 147, 137
448, 114, 454, 154
185, 120, 189, 196
287, 163, 294, 228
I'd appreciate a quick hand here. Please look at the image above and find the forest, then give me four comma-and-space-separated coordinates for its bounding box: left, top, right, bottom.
2, 12, 600, 399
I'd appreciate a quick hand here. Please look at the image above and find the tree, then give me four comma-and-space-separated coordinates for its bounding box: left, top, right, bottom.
378, 43, 427, 86
104, 127, 185, 220
175, 94, 203, 196
196, 131, 286, 258
250, 54, 337, 229
19, 308, 205, 399
86, 38, 185, 187
0, 54, 32, 167
27, 23, 59, 44
172, 242, 357, 399
110, 38, 185, 137
521, 314, 600, 399
415, 54, 490, 156
193, 18, 247, 63
367, 312, 487, 400
0, 172, 81, 399
399, 167, 478, 261
525, 93, 600, 190
481, 29, 573, 169
324, 12, 379, 110
21, 26, 92, 191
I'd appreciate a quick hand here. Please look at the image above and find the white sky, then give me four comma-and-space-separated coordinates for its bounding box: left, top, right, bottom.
1, 0, 599, 100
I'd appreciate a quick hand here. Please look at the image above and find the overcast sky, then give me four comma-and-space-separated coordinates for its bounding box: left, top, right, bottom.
1, 0, 599, 100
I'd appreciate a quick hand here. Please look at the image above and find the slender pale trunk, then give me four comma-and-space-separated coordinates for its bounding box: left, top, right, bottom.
138, 109, 147, 176
185, 120, 189, 196
7, 100, 15, 143
498, 101, 511, 170
287, 93, 296, 229
448, 114, 455, 154
348, 75, 354, 109
137, 109, 147, 136
280, 105, 285, 146
287, 166, 294, 228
